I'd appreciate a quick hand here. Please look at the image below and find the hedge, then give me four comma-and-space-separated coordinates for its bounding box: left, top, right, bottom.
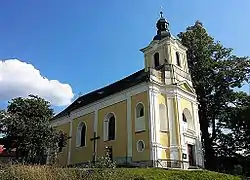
0, 165, 241, 180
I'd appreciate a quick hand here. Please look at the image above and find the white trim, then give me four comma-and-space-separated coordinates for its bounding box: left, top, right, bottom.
76, 121, 87, 148
148, 82, 198, 104
148, 87, 161, 165
183, 108, 194, 131
67, 118, 72, 165
148, 88, 155, 162
94, 110, 98, 133
177, 81, 195, 94
103, 112, 116, 141
136, 140, 146, 152
135, 102, 146, 132
126, 95, 132, 158
147, 88, 153, 161
176, 96, 184, 159
51, 83, 148, 127
135, 102, 145, 118
94, 109, 98, 155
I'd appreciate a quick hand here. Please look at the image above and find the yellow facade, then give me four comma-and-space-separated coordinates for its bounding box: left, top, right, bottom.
158, 93, 170, 159
131, 91, 150, 161
180, 84, 191, 93
70, 112, 94, 164
180, 98, 192, 112
55, 122, 70, 166
173, 97, 182, 161
97, 100, 127, 159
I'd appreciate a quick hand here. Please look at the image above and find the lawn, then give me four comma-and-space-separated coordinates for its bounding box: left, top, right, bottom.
0, 165, 241, 180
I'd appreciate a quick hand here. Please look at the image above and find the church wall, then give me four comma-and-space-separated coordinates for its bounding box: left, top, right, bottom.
131, 91, 150, 162
179, 96, 200, 168
172, 97, 182, 161
55, 122, 70, 166
180, 98, 193, 130
51, 83, 149, 166
180, 99, 192, 113
158, 93, 170, 159
70, 112, 94, 164
97, 100, 127, 162
169, 42, 187, 68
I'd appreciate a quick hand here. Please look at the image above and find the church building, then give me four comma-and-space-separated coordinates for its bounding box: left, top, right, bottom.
51, 11, 204, 169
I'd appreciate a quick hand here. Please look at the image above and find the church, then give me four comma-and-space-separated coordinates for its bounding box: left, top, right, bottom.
51, 11, 204, 169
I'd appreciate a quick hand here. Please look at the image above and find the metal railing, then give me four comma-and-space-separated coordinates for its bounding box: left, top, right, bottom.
156, 159, 203, 169
148, 64, 191, 84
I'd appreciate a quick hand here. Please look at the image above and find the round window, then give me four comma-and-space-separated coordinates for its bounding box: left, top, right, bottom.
137, 140, 145, 152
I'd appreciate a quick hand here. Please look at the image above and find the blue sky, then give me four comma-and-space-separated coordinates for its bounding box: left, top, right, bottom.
0, 0, 249, 112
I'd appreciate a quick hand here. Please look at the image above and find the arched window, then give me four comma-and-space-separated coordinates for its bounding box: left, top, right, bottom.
154, 52, 160, 67
135, 102, 146, 132
76, 122, 87, 147
108, 115, 115, 140
182, 113, 187, 122
176, 52, 181, 67
182, 108, 194, 130
104, 113, 116, 141
136, 103, 144, 118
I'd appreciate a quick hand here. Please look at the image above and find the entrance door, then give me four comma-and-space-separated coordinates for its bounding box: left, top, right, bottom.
188, 144, 195, 166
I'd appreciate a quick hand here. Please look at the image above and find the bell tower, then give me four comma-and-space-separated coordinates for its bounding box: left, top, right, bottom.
140, 11, 190, 82
141, 10, 204, 169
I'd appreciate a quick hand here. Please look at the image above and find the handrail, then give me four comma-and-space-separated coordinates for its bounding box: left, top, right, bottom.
148, 64, 191, 82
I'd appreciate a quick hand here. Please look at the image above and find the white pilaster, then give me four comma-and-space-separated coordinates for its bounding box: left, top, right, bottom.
154, 91, 162, 162
191, 102, 198, 132
166, 96, 179, 161
94, 110, 98, 133
176, 96, 185, 153
94, 109, 98, 157
193, 103, 204, 167
148, 86, 158, 166
126, 95, 132, 158
67, 118, 73, 165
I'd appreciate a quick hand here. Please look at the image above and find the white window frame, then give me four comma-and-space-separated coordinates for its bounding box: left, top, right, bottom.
183, 108, 194, 130
76, 121, 87, 148
103, 112, 116, 141
136, 140, 145, 152
135, 102, 146, 132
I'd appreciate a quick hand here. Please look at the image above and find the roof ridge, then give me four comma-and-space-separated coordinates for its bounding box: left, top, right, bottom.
52, 68, 147, 120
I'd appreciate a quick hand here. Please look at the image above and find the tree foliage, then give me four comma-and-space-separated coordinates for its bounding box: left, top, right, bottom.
178, 21, 250, 170
0, 95, 66, 164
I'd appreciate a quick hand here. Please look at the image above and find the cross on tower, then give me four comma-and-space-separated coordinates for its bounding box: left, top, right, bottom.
90, 132, 100, 165
160, 6, 163, 18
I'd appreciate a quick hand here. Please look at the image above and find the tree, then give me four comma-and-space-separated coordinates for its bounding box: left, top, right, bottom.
178, 21, 250, 170
0, 95, 66, 164
218, 92, 250, 156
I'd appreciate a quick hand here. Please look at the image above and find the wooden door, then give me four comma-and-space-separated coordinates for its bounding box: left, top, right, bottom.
188, 144, 195, 166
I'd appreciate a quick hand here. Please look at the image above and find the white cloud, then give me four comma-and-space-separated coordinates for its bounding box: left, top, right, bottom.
0, 59, 74, 106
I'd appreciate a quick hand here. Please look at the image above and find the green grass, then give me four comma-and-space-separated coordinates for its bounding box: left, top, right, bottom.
127, 168, 241, 180
0, 165, 241, 180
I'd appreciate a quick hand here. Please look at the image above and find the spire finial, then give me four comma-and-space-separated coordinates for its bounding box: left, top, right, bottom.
160, 6, 163, 18
153, 7, 171, 40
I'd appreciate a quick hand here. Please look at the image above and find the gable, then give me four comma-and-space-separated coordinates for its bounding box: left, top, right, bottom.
179, 81, 195, 94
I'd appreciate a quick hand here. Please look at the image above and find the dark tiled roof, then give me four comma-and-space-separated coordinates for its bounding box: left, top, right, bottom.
52, 69, 149, 120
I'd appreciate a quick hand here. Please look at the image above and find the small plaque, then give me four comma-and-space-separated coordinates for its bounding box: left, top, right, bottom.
182, 153, 187, 159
